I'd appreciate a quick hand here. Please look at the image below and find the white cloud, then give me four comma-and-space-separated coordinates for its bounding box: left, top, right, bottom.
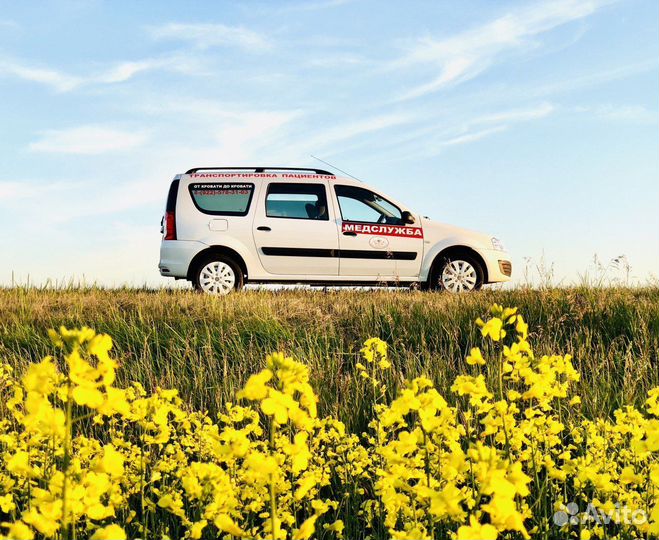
94, 55, 207, 83
443, 104, 555, 145
306, 54, 366, 68
94, 59, 166, 84
384, 103, 555, 160
209, 110, 302, 162
29, 125, 149, 154
268, 0, 353, 13
396, 57, 482, 101
300, 113, 414, 153
527, 59, 657, 98
0, 54, 207, 92
472, 102, 555, 125
440, 125, 509, 146
586, 104, 657, 123
0, 180, 82, 202
0, 59, 83, 91
393, 0, 614, 100
149, 23, 271, 51
132, 96, 303, 162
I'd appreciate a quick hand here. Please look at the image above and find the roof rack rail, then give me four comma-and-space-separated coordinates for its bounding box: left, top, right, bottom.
185, 166, 334, 175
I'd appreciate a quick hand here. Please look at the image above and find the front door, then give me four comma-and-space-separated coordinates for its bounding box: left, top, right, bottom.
253, 181, 340, 275
333, 184, 424, 278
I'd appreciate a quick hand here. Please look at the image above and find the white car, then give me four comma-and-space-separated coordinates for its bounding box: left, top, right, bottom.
159, 167, 511, 294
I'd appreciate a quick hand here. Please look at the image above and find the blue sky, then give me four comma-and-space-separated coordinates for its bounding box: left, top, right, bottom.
1, 0, 657, 286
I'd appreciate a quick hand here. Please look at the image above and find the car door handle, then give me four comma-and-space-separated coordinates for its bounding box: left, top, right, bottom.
342, 231, 357, 237
257, 226, 271, 231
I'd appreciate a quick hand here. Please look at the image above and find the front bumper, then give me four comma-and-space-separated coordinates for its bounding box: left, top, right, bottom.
480, 249, 512, 283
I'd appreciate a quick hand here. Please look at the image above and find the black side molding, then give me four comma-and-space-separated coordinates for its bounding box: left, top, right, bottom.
262, 247, 417, 261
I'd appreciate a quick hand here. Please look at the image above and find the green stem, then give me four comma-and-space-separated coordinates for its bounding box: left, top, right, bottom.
421, 426, 434, 538
269, 420, 278, 540
62, 375, 73, 540
140, 427, 147, 540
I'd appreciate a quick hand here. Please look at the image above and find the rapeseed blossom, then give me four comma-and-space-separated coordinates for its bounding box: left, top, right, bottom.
0, 307, 658, 539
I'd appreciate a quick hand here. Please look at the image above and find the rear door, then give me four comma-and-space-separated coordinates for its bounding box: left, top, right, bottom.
253, 181, 340, 275
183, 180, 257, 245
333, 184, 424, 278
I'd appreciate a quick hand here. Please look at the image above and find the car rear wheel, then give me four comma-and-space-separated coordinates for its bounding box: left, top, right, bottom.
432, 256, 483, 293
193, 256, 244, 294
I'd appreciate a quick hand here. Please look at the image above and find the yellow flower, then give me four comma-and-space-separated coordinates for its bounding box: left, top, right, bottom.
451, 374, 493, 407
72, 385, 105, 408
22, 509, 59, 537
189, 520, 207, 539
361, 337, 388, 363
646, 387, 659, 416
157, 493, 185, 518
22, 357, 59, 395
515, 315, 529, 339
7, 451, 31, 477
323, 519, 345, 538
466, 347, 486, 365
457, 516, 498, 540
214, 514, 246, 537
0, 494, 15, 513
295, 473, 318, 501
98, 445, 124, 478
482, 494, 529, 539
480, 317, 506, 341
90, 524, 127, 540
6, 310, 658, 540
261, 390, 296, 424
238, 369, 273, 401
97, 386, 131, 416
245, 453, 278, 477
290, 432, 311, 474
1, 521, 34, 540
293, 515, 318, 540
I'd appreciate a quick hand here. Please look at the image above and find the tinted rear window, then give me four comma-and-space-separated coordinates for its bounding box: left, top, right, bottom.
189, 183, 254, 215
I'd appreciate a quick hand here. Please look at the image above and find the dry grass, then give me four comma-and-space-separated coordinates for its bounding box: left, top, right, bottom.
1, 287, 657, 431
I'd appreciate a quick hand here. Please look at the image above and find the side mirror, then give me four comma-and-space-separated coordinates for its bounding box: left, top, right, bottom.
401, 211, 416, 224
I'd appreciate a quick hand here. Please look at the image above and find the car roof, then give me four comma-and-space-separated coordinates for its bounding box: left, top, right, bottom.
178, 167, 361, 185
185, 167, 334, 175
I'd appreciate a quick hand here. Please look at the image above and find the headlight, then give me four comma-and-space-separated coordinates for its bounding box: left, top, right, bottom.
491, 237, 505, 251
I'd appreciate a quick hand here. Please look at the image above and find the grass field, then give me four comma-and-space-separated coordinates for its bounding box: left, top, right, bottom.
2, 286, 657, 432
2, 286, 659, 539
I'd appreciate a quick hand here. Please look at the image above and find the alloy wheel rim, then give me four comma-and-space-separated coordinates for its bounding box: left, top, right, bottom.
441, 260, 477, 292
199, 262, 236, 294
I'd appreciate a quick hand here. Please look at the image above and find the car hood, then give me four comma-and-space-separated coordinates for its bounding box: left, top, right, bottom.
418, 216, 493, 250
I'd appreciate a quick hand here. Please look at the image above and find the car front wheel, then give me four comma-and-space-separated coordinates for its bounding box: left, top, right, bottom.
432, 256, 484, 293
193, 256, 244, 295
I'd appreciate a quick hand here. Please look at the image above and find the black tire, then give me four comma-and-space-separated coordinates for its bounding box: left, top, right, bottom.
429, 255, 484, 292
192, 254, 244, 294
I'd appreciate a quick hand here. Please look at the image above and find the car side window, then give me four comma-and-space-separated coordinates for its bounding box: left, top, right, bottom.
189, 183, 254, 215
265, 183, 329, 220
334, 185, 403, 224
